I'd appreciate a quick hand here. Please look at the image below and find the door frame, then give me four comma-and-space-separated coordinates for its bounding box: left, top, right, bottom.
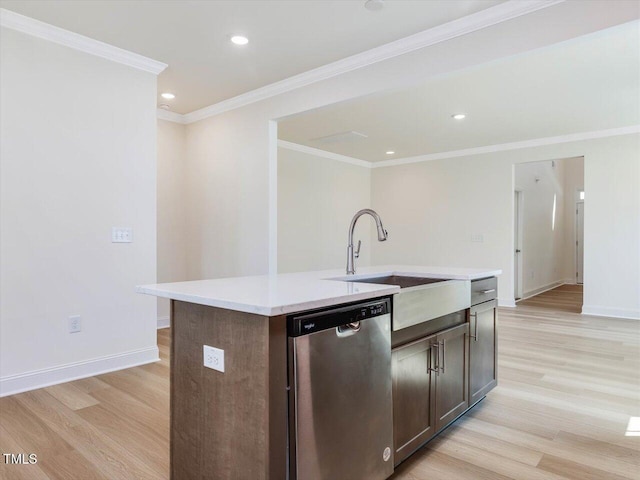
514, 190, 524, 301
575, 197, 584, 284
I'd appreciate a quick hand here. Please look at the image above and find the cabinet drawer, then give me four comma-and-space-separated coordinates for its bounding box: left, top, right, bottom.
471, 277, 497, 305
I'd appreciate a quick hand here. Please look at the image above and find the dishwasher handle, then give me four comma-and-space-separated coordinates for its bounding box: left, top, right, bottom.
336, 321, 362, 337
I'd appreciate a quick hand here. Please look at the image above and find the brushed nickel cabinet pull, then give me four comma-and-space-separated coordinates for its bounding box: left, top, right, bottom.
427, 344, 438, 374
470, 312, 478, 341
440, 340, 446, 374
482, 289, 496, 294
431, 343, 439, 376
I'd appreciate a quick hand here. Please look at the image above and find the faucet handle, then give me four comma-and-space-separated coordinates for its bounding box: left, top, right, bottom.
354, 240, 361, 259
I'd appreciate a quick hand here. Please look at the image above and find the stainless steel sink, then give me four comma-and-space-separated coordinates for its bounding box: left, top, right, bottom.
342, 275, 448, 289
339, 274, 470, 331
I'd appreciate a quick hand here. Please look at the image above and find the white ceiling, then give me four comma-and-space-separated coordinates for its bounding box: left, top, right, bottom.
0, 0, 504, 114
278, 21, 640, 161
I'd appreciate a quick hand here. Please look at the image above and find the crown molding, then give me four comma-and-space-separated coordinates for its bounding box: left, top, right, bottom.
279, 125, 639, 169
278, 140, 372, 168
371, 125, 640, 168
157, 108, 187, 124
182, 0, 564, 124
0, 8, 167, 75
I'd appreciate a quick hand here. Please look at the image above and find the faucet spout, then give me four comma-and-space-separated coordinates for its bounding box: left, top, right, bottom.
346, 209, 388, 275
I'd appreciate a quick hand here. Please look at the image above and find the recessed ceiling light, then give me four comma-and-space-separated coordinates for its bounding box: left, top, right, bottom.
159, 104, 170, 110
161, 92, 175, 100
365, 0, 385, 11
452, 113, 466, 120
231, 35, 249, 46
386, 151, 395, 155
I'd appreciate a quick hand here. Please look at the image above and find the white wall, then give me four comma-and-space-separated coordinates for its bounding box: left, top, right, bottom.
0, 28, 158, 395
583, 136, 640, 319
183, 110, 273, 279
157, 119, 187, 324
277, 147, 371, 273
515, 159, 575, 297
370, 134, 639, 317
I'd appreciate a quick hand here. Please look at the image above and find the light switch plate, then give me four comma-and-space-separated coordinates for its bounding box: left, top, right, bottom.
69, 315, 81, 333
471, 234, 484, 243
112, 227, 133, 243
203, 345, 224, 372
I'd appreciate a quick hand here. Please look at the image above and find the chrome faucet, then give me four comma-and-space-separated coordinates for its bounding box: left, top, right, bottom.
346, 209, 388, 275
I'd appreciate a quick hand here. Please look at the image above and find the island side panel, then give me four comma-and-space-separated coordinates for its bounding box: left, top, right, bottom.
170, 300, 288, 480
268, 315, 288, 480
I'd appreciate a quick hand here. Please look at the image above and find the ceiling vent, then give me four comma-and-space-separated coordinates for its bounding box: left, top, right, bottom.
310, 131, 368, 144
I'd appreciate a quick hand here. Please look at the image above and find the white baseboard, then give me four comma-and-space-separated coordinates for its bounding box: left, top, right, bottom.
0, 346, 159, 398
518, 280, 566, 302
157, 315, 170, 329
582, 305, 640, 320
498, 298, 516, 308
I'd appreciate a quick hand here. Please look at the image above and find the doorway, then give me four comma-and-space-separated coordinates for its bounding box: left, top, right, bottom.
513, 157, 584, 306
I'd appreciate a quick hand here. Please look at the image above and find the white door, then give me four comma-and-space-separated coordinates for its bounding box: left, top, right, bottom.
576, 202, 584, 284
514, 191, 523, 300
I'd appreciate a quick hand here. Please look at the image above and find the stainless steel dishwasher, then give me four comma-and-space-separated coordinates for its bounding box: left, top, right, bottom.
287, 298, 394, 480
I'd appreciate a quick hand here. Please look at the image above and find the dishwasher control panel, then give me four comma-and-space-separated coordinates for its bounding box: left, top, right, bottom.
288, 298, 390, 337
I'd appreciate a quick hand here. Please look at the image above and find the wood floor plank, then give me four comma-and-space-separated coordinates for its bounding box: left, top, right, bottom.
425, 433, 569, 480
88, 385, 169, 440
0, 425, 52, 480
537, 453, 632, 480
0, 396, 74, 457
552, 431, 639, 466
45, 383, 100, 410
397, 446, 516, 480
75, 404, 169, 477
69, 377, 111, 395
15, 390, 162, 480
38, 449, 110, 480
96, 369, 168, 414
438, 421, 545, 467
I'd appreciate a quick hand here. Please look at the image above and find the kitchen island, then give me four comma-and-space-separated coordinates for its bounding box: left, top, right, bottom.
137, 265, 501, 480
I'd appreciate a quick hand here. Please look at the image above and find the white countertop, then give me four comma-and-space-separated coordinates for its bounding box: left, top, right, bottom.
136, 265, 501, 316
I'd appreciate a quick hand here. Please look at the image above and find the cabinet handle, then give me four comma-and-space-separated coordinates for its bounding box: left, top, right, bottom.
430, 343, 439, 376
482, 289, 496, 294
470, 312, 479, 342
440, 340, 445, 374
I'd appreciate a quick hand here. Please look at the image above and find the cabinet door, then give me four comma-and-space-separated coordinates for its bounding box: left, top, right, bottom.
434, 323, 469, 431
392, 335, 436, 465
469, 300, 498, 406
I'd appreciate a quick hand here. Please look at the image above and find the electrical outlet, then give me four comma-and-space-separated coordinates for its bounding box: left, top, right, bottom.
69, 315, 81, 333
111, 227, 133, 243
203, 345, 224, 372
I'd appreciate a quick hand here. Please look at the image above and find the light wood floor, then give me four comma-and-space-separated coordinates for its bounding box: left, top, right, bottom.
2, 285, 639, 479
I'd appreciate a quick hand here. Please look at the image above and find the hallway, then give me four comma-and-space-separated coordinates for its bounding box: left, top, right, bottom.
517, 284, 584, 314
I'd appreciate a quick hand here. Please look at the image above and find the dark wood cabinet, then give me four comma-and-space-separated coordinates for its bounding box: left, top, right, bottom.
392, 322, 469, 463
391, 277, 499, 468
469, 299, 498, 406
434, 323, 469, 431
391, 335, 437, 465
